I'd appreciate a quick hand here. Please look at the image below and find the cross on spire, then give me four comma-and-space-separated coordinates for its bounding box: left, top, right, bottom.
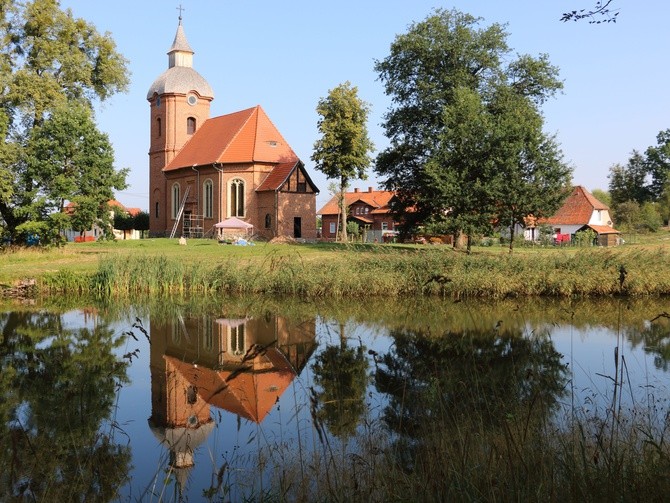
177, 4, 185, 22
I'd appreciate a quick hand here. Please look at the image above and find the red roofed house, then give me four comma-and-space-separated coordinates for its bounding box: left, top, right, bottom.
147, 19, 318, 240
527, 185, 621, 246
63, 199, 142, 242
318, 187, 397, 242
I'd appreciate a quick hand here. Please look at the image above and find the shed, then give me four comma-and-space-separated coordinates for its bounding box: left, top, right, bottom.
578, 224, 621, 247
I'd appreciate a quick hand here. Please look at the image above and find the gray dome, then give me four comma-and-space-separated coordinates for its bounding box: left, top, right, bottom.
147, 66, 214, 100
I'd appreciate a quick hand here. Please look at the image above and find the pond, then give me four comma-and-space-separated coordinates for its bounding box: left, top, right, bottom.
1, 296, 670, 501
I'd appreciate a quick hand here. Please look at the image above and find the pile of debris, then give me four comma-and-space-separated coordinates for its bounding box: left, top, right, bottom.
268, 235, 298, 244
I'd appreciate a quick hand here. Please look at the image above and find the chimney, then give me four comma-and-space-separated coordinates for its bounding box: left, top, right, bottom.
353, 188, 359, 193
368, 187, 373, 193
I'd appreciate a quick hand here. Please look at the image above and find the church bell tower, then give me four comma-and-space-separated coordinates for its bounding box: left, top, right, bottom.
147, 15, 214, 235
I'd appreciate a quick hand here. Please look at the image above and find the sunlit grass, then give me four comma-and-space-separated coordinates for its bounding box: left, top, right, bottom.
2, 234, 670, 297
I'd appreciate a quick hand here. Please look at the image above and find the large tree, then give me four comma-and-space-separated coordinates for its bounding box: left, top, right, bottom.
607, 150, 652, 207
0, 0, 129, 244
644, 129, 670, 201
312, 81, 374, 242
375, 9, 570, 246
25, 102, 127, 242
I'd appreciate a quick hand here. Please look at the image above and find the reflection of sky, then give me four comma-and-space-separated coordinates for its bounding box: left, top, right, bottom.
17, 307, 669, 500
548, 324, 670, 413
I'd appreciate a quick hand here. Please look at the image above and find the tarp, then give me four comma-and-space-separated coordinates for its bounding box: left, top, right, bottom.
214, 217, 253, 229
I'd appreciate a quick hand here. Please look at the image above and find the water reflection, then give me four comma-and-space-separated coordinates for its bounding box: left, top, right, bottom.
311, 322, 369, 439
1, 296, 669, 501
374, 323, 568, 472
0, 310, 131, 500
147, 311, 317, 490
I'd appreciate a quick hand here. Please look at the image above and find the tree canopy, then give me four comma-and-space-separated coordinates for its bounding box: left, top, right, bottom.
0, 0, 129, 244
607, 131, 670, 227
312, 81, 374, 242
375, 9, 571, 249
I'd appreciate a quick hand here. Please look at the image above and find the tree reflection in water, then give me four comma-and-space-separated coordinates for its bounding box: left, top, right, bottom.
375, 324, 568, 470
311, 322, 369, 440
0, 310, 132, 501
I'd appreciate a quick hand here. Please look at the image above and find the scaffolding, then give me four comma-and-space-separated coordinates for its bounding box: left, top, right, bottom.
182, 213, 204, 238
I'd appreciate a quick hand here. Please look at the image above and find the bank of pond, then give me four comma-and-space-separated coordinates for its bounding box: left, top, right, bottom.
28, 245, 670, 298
1, 295, 670, 501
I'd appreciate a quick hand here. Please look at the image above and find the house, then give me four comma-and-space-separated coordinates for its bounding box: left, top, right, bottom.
318, 187, 397, 242
62, 200, 142, 242
525, 185, 621, 246
147, 18, 318, 240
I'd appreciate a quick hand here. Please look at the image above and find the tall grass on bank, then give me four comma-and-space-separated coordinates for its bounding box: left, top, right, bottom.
37, 246, 670, 298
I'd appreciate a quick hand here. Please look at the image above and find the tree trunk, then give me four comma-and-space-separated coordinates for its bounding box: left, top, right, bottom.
466, 233, 472, 254
509, 224, 515, 253
339, 179, 348, 242
453, 230, 461, 250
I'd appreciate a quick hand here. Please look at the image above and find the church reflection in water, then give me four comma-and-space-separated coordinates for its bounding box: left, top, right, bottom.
148, 312, 317, 481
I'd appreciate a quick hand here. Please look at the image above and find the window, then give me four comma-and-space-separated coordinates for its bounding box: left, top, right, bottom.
382, 222, 389, 231
229, 179, 245, 217
364, 207, 369, 214
265, 213, 271, 229
203, 317, 213, 350
156, 117, 162, 138
187, 117, 196, 135
297, 182, 306, 193
172, 183, 180, 219
155, 202, 159, 218
329, 222, 336, 234
203, 179, 213, 218
230, 324, 246, 356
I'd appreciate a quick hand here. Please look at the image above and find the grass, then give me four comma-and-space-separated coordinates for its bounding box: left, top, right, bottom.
2, 231, 670, 298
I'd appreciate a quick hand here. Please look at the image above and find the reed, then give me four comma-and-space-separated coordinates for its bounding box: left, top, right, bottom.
6, 242, 670, 298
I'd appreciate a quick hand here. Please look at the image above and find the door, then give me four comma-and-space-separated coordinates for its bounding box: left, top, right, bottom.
293, 217, 302, 238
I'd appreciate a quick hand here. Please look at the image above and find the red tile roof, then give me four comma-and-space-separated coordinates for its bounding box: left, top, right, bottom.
318, 189, 395, 215
541, 186, 609, 225
256, 161, 319, 193
164, 105, 298, 171
107, 199, 142, 216
585, 224, 620, 235
165, 353, 295, 423
256, 161, 297, 191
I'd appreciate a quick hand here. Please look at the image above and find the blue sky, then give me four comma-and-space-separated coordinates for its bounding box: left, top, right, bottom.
58, 1, 669, 211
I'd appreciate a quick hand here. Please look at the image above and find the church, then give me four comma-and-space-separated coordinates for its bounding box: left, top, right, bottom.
147, 18, 319, 240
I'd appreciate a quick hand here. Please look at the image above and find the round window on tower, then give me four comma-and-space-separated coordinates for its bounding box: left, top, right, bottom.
187, 94, 198, 106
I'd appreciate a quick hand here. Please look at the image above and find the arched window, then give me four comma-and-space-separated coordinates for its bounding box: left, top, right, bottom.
156, 117, 162, 138
265, 213, 271, 229
229, 324, 246, 356
203, 179, 213, 218
229, 179, 245, 217
187, 117, 196, 135
171, 183, 180, 219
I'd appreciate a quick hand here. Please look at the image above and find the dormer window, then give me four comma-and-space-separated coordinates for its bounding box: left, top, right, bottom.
187, 117, 196, 135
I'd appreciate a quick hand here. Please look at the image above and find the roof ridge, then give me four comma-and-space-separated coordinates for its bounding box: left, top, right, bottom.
250, 105, 260, 161
252, 105, 296, 161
